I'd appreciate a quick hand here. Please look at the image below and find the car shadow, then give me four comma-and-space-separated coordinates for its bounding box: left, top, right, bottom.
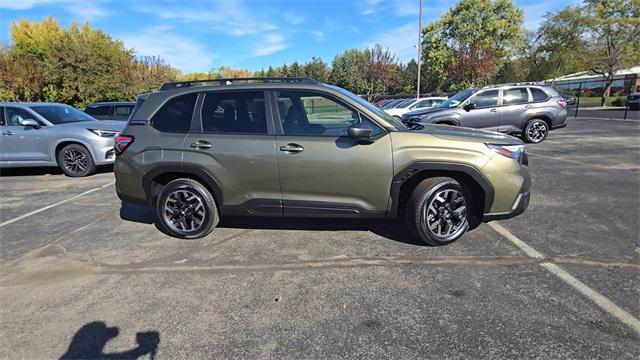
0, 165, 113, 177
59, 321, 159, 360
119, 201, 425, 246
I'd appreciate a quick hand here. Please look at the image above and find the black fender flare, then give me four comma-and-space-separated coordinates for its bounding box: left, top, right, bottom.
388, 161, 494, 217
141, 165, 224, 206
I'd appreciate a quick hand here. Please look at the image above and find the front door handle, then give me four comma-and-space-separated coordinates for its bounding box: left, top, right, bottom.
524, 105, 533, 109
2, 131, 14, 136
279, 143, 304, 153
490, 108, 497, 112
190, 140, 212, 149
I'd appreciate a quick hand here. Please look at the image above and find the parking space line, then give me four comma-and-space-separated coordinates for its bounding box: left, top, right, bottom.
489, 222, 640, 335
0, 181, 115, 228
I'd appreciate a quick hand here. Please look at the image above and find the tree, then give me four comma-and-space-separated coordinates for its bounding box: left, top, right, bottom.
359, 44, 397, 100
330, 49, 369, 94
289, 61, 303, 77
303, 57, 330, 82
581, 0, 640, 105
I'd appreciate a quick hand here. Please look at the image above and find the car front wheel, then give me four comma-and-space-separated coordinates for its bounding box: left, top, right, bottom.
407, 177, 471, 245
57, 143, 96, 177
156, 178, 219, 239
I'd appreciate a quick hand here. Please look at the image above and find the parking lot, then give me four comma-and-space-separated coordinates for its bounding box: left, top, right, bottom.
0, 117, 638, 359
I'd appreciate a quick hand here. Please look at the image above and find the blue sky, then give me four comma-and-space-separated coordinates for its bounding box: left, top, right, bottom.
0, 0, 579, 73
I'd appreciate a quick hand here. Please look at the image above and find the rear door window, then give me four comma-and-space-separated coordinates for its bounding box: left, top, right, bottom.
85, 105, 113, 117
114, 105, 133, 117
200, 91, 267, 134
152, 93, 198, 132
502, 88, 529, 105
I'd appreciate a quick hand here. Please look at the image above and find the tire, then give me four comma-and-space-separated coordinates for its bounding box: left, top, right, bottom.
393, 115, 402, 121
522, 119, 549, 143
406, 177, 471, 245
156, 178, 219, 239
57, 143, 96, 177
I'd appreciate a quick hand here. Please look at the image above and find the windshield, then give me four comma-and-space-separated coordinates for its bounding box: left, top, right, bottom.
394, 99, 415, 108
327, 85, 408, 130
381, 99, 402, 109
30, 105, 96, 124
438, 89, 476, 108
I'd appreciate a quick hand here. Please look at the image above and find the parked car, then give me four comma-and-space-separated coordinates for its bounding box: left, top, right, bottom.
402, 84, 567, 143
384, 97, 447, 120
114, 78, 530, 245
0, 102, 126, 176
627, 92, 639, 110
374, 99, 393, 108
380, 99, 408, 109
84, 101, 135, 121
560, 93, 577, 105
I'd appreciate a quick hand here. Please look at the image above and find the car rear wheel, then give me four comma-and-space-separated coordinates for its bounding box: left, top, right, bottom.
407, 177, 471, 245
57, 143, 96, 177
156, 178, 219, 239
522, 119, 549, 143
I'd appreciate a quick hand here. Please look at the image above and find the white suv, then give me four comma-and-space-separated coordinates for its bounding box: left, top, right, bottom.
384, 97, 447, 120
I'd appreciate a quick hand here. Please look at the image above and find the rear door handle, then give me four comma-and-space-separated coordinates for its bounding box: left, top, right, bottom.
2, 131, 14, 136
279, 143, 304, 153
190, 140, 212, 149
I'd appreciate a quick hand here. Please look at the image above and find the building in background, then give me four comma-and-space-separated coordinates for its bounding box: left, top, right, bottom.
544, 66, 640, 100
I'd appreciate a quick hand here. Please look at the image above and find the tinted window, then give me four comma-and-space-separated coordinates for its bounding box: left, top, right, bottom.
530, 87, 550, 102
276, 91, 382, 137
85, 105, 112, 116
0, 107, 4, 126
115, 105, 133, 116
469, 90, 499, 108
31, 105, 94, 124
152, 93, 197, 132
503, 88, 529, 105
413, 100, 432, 109
201, 91, 267, 134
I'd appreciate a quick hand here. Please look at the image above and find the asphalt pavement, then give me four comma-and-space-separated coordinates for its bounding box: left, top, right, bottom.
0, 117, 638, 359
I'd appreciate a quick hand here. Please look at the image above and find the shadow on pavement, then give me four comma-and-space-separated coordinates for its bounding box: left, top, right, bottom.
119, 201, 426, 246
59, 321, 159, 360
0, 165, 113, 177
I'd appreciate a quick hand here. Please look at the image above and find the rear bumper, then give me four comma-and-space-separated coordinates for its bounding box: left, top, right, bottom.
483, 191, 530, 221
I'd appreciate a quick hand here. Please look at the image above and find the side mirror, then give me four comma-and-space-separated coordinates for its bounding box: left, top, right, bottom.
463, 103, 476, 112
20, 119, 41, 129
348, 124, 373, 143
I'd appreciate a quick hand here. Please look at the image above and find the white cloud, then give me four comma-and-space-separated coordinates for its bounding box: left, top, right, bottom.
121, 27, 215, 73
365, 22, 419, 63
283, 11, 304, 25
393, 0, 419, 17
0, 0, 108, 19
252, 33, 288, 57
311, 30, 325, 42
361, 9, 375, 16
135, 0, 277, 37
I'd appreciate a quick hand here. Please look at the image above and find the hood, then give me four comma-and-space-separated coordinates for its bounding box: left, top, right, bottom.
404, 107, 451, 118
56, 120, 126, 131
417, 124, 523, 145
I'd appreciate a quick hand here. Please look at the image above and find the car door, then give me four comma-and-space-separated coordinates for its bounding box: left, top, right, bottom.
1, 106, 50, 162
499, 87, 530, 132
460, 89, 500, 130
273, 90, 393, 216
182, 90, 282, 216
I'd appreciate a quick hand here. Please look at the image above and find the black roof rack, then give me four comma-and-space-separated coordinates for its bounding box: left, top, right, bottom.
159, 77, 320, 91
481, 82, 542, 89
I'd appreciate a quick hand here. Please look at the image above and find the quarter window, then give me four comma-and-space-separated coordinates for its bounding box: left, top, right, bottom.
276, 91, 382, 137
115, 105, 133, 116
530, 87, 550, 102
468, 90, 499, 108
502, 88, 529, 105
200, 91, 267, 134
152, 93, 197, 132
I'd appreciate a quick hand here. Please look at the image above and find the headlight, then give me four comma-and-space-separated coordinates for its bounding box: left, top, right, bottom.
88, 129, 119, 137
486, 144, 528, 166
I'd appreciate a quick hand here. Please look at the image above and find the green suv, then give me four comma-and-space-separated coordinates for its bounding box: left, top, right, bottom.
114, 78, 530, 245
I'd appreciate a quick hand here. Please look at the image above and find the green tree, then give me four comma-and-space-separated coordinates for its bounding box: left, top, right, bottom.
330, 49, 369, 94
303, 57, 330, 82
289, 61, 303, 77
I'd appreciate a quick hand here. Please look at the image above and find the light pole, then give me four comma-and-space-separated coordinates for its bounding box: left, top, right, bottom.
416, 0, 422, 99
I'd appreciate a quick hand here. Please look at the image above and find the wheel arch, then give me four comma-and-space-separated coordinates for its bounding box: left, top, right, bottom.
389, 162, 494, 222
53, 138, 97, 162
142, 165, 223, 208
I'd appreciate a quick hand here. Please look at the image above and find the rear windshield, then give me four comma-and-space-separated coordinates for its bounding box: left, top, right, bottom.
31, 105, 95, 124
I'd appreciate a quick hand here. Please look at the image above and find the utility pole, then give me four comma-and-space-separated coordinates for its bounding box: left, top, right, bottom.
416, 0, 422, 99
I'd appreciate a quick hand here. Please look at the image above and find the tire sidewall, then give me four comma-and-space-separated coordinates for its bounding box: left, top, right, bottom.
156, 180, 218, 239
523, 119, 549, 143
57, 144, 95, 177
414, 180, 470, 245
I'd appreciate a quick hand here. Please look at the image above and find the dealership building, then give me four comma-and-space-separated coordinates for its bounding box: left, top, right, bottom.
544, 66, 640, 97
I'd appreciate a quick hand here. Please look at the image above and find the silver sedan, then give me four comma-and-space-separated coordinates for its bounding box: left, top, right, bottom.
0, 102, 126, 177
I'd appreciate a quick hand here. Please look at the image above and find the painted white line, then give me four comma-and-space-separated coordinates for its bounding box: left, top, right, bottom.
0, 181, 115, 228
488, 222, 640, 335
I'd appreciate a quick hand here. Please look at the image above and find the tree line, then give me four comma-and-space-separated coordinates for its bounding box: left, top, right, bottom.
1, 0, 638, 108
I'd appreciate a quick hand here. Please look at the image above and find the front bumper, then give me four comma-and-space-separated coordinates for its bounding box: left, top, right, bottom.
483, 191, 530, 221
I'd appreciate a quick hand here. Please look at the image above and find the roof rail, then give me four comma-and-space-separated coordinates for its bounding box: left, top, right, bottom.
159, 77, 320, 91
481, 82, 542, 89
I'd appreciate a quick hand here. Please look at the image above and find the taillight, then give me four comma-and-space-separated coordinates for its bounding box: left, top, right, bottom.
114, 135, 134, 155
557, 98, 567, 108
